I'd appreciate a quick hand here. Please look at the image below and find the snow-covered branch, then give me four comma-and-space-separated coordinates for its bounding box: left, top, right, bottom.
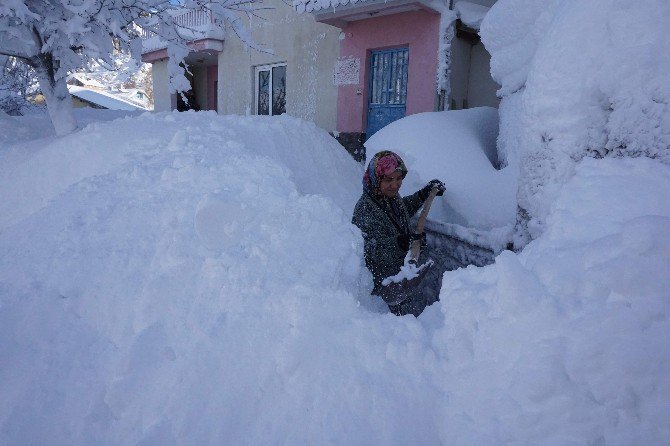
0, 0, 266, 135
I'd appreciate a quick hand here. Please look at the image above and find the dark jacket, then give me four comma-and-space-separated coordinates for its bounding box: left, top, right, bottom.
352, 189, 427, 288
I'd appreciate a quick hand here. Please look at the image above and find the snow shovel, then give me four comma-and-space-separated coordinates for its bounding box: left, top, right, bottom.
374, 187, 440, 306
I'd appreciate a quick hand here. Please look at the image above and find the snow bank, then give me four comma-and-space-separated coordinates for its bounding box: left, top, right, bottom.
365, 107, 517, 231
480, 0, 670, 238
0, 111, 669, 444
437, 157, 670, 444
0, 111, 438, 444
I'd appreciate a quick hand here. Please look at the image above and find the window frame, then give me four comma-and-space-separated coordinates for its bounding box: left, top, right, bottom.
254, 62, 287, 116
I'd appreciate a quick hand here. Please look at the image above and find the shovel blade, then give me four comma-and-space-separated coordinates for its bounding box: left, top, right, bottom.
373, 261, 432, 306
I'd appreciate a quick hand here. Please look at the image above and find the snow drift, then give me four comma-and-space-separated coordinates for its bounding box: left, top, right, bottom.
1, 110, 669, 444
480, 0, 670, 239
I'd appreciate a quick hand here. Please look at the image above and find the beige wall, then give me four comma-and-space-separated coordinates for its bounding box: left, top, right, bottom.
449, 36, 472, 110
193, 66, 208, 111
218, 0, 340, 131
72, 97, 94, 108
151, 59, 173, 112
467, 42, 500, 108
449, 35, 500, 109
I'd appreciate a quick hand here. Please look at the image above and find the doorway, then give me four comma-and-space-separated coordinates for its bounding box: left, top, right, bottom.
366, 47, 409, 137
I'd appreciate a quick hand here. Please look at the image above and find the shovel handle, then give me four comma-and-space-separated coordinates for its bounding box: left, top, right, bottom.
410, 187, 440, 262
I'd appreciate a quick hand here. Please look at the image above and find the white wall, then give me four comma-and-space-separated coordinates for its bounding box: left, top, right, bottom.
151, 60, 173, 112
218, 0, 340, 131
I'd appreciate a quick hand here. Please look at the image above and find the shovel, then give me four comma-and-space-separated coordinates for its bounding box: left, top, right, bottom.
374, 187, 440, 305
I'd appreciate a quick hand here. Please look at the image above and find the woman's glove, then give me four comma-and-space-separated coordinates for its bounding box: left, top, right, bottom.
427, 179, 446, 196
419, 179, 446, 200
397, 232, 426, 251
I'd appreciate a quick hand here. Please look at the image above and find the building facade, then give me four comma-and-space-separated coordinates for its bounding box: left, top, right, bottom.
299, 0, 499, 154
141, 0, 499, 157
142, 1, 340, 132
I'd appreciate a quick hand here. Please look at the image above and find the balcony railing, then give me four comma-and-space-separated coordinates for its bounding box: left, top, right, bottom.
140, 8, 224, 51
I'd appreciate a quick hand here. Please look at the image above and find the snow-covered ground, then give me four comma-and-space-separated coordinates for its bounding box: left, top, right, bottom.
0, 109, 668, 444
1, 0, 669, 442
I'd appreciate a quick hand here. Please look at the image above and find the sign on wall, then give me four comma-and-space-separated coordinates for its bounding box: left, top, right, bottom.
333, 57, 361, 86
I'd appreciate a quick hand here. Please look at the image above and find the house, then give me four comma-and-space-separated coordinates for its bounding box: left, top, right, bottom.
296, 0, 499, 154
67, 86, 149, 111
66, 73, 151, 110
141, 2, 340, 132
141, 0, 499, 157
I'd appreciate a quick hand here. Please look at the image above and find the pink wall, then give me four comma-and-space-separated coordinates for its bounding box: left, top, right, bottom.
337, 10, 440, 133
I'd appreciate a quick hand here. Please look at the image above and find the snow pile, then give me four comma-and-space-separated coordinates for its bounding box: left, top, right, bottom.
1, 112, 382, 444
437, 157, 670, 444
480, 0, 670, 238
0, 111, 669, 443
365, 107, 517, 231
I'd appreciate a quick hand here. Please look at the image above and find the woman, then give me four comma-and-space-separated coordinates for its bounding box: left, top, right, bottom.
352, 150, 445, 316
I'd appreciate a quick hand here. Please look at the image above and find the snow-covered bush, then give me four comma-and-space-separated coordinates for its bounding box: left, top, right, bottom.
0, 56, 38, 116
481, 0, 670, 243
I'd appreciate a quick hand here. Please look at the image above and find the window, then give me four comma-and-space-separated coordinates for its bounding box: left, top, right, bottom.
255, 63, 286, 116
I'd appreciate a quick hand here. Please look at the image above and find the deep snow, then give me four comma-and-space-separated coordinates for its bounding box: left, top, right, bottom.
0, 110, 669, 444
480, 0, 670, 237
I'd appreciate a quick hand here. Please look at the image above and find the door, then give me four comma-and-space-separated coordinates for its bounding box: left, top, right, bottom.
255, 63, 287, 116
366, 48, 409, 138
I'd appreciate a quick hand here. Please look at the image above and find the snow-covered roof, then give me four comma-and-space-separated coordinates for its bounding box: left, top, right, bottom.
67, 73, 107, 89
294, 0, 483, 21
68, 86, 148, 111
294, 0, 449, 14
454, 1, 490, 30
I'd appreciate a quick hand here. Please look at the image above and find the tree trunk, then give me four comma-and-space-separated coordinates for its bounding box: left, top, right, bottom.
32, 53, 78, 136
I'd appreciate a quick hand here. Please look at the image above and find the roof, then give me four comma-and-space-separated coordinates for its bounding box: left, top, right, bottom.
68, 86, 148, 111
295, 0, 491, 27
67, 73, 107, 89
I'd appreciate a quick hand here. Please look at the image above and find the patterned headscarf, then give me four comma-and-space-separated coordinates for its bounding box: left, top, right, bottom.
363, 150, 408, 195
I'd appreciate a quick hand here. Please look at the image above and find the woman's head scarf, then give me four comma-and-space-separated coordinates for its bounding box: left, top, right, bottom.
363, 150, 408, 195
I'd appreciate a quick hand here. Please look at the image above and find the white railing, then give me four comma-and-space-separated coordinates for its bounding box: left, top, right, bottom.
173, 9, 216, 28
140, 7, 226, 53
139, 8, 219, 40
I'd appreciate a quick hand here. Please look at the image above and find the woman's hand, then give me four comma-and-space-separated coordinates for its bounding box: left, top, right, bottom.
426, 179, 446, 196
420, 179, 446, 200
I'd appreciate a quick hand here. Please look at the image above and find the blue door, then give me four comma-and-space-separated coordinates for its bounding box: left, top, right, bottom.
366, 48, 409, 138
